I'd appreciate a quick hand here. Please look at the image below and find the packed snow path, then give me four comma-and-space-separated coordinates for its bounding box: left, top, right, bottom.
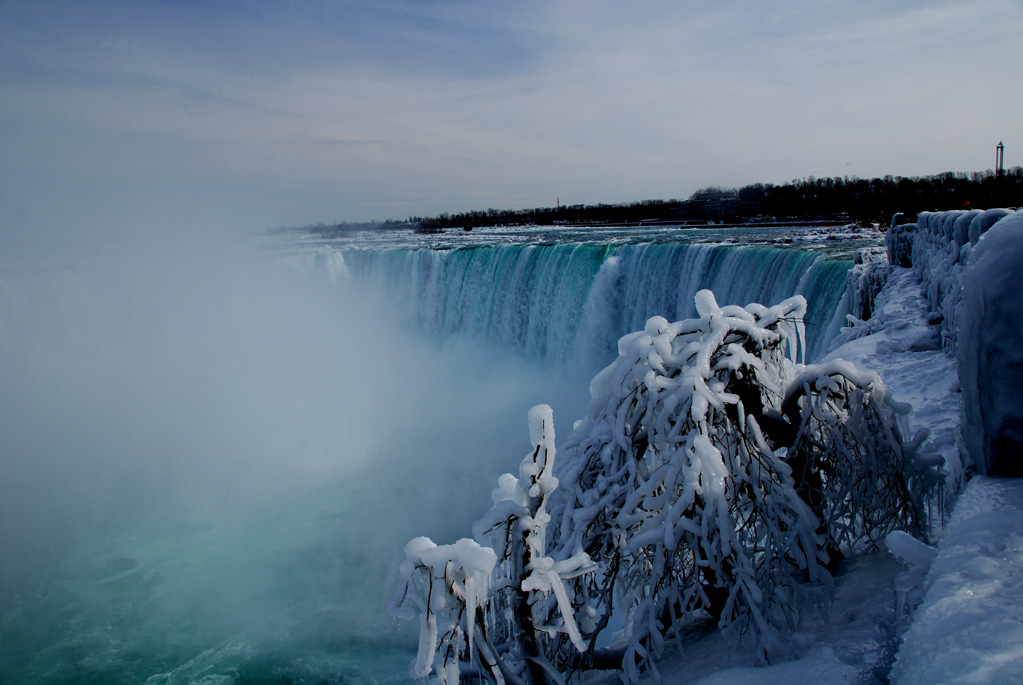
890, 476, 1023, 683
823, 265, 963, 500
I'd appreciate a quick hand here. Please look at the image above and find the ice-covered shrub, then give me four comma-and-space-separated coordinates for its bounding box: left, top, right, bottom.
391, 405, 596, 683
784, 360, 938, 552
549, 292, 938, 677
389, 537, 500, 683
886, 217, 916, 267
826, 249, 891, 351
845, 247, 889, 323
470, 404, 597, 682
392, 290, 939, 683
548, 290, 824, 679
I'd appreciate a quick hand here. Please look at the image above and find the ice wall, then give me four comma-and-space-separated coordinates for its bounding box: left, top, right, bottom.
959, 212, 1023, 476
881, 207, 1023, 477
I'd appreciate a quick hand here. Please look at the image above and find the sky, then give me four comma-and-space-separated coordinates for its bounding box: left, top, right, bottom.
1, 0, 1021, 243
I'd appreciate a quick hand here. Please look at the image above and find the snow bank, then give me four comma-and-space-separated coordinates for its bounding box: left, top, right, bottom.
890, 477, 1023, 683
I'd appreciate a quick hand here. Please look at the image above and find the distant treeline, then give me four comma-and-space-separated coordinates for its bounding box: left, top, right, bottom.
302, 167, 1022, 235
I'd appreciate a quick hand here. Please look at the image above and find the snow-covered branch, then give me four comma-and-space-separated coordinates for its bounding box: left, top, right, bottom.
391, 289, 939, 683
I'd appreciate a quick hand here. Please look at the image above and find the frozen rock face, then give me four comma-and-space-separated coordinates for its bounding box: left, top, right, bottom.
958, 211, 1023, 476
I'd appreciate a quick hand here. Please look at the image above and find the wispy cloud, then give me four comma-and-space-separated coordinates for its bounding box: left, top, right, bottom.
1, 0, 1021, 239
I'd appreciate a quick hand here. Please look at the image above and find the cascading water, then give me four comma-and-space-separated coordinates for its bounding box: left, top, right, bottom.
0, 226, 871, 684
338, 241, 852, 370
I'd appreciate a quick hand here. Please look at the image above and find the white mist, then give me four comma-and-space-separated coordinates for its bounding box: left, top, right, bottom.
0, 235, 589, 682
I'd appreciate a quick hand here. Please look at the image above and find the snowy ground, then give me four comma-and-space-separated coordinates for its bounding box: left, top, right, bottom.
593, 266, 976, 683
822, 267, 964, 500
890, 476, 1023, 683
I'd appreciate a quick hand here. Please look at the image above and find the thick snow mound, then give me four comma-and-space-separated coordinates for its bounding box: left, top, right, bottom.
890, 476, 1023, 683
968, 208, 1012, 245
958, 211, 1023, 476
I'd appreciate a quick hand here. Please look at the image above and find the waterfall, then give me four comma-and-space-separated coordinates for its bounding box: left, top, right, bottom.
337, 242, 852, 368
0, 236, 856, 684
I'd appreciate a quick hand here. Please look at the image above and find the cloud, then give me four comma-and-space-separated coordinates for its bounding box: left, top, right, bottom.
1, 0, 1021, 239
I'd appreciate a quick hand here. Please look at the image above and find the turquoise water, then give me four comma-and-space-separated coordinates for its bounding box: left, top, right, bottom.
0, 225, 878, 684
336, 241, 851, 369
